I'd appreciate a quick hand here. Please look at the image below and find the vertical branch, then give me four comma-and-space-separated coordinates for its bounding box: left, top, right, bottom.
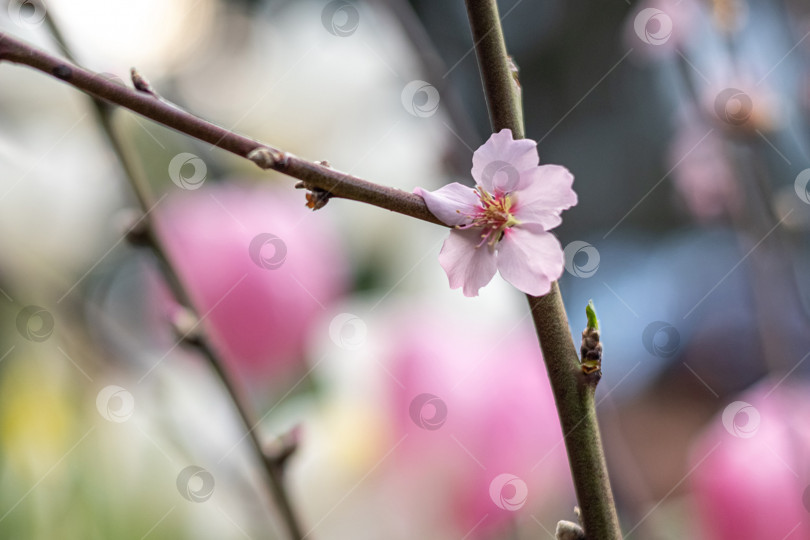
527, 287, 620, 539
463, 1, 622, 538
40, 9, 305, 539
464, 0, 524, 138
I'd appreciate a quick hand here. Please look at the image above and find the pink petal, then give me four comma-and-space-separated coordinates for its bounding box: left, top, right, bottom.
496, 226, 563, 296
415, 183, 480, 227
511, 165, 577, 230
472, 129, 540, 194
438, 228, 498, 297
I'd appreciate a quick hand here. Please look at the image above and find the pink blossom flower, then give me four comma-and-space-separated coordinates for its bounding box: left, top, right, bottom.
155, 184, 347, 384
669, 118, 742, 222
690, 380, 810, 540
415, 129, 577, 297
385, 309, 571, 537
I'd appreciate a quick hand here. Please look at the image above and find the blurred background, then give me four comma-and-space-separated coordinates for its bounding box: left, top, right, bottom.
0, 0, 809, 538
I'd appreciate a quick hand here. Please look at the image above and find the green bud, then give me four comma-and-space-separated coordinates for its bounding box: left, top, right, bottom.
585, 300, 599, 330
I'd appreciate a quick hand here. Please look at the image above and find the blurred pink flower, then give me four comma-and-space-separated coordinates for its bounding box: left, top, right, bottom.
415, 129, 576, 297
670, 120, 742, 221
156, 183, 347, 381
385, 310, 571, 537
690, 380, 810, 540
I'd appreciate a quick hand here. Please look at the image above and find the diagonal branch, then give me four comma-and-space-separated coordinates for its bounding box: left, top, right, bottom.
0, 31, 444, 227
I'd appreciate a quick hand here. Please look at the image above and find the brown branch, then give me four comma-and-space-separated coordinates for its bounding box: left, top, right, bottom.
464, 1, 622, 539
0, 31, 444, 227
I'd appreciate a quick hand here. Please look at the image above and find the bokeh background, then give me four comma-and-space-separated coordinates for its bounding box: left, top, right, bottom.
1, 0, 810, 538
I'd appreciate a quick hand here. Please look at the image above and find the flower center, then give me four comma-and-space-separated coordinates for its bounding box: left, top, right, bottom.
460, 187, 520, 248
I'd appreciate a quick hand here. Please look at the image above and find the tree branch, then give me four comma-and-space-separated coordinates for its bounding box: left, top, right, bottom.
464, 0, 524, 138
33, 14, 305, 539
464, 1, 622, 538
0, 31, 444, 227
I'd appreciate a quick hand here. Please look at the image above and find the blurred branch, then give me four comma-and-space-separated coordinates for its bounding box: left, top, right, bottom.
33, 14, 305, 540
383, 0, 480, 174
463, 1, 622, 538
189, 337, 306, 540
672, 41, 810, 374
0, 31, 444, 227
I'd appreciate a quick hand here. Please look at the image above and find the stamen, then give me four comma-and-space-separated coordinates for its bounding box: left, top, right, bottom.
457, 186, 521, 250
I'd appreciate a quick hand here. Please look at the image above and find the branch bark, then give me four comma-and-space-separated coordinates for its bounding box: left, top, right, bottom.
464, 1, 622, 538
0, 32, 443, 227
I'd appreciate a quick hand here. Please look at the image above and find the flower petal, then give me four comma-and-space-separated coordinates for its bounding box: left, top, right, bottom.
496, 226, 564, 297
415, 183, 480, 227
511, 165, 577, 230
472, 129, 540, 193
438, 228, 498, 297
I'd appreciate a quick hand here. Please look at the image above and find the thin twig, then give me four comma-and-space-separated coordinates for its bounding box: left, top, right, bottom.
384, 0, 480, 174
463, 1, 622, 538
36, 13, 305, 540
0, 31, 444, 227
